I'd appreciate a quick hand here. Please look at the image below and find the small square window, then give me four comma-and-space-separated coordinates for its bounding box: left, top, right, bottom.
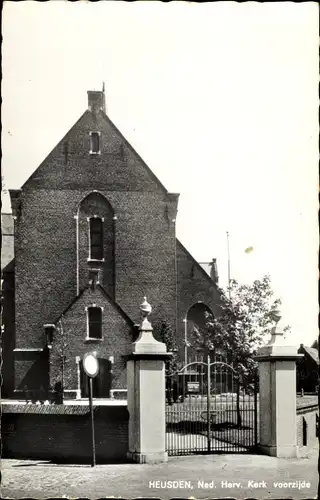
90, 132, 101, 154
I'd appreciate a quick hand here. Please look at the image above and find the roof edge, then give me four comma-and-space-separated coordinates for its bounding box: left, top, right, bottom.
99, 110, 169, 196
1, 258, 15, 274
176, 238, 222, 292
21, 111, 88, 190
53, 283, 135, 329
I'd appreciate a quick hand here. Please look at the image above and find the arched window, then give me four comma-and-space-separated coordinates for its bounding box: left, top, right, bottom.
89, 217, 103, 260
78, 192, 115, 297
87, 306, 103, 339
184, 302, 215, 361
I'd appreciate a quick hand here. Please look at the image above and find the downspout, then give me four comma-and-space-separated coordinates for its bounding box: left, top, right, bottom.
74, 214, 79, 295
113, 215, 117, 301
173, 220, 178, 336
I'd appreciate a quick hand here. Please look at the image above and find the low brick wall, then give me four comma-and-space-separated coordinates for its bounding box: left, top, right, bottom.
1, 403, 129, 463
296, 397, 318, 457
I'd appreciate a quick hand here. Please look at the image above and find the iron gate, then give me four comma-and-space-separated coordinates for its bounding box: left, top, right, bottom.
165, 354, 258, 455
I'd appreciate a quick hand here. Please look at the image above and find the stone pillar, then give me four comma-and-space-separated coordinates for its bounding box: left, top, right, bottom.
256, 307, 302, 458
127, 297, 171, 464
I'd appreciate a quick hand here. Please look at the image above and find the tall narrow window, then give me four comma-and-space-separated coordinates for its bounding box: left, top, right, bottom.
90, 132, 100, 154
90, 217, 103, 260
88, 307, 102, 339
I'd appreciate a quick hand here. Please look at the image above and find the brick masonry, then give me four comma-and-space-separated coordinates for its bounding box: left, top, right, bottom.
2, 400, 317, 463
1, 404, 129, 462
49, 284, 134, 394
2, 90, 221, 396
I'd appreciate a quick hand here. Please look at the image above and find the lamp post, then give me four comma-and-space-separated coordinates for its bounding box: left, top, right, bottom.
83, 351, 99, 467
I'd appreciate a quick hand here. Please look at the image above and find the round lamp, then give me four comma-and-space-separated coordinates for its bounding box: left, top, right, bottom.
83, 352, 99, 378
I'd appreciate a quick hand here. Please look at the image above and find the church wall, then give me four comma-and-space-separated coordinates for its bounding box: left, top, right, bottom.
176, 241, 221, 354
6, 91, 220, 398
14, 187, 177, 351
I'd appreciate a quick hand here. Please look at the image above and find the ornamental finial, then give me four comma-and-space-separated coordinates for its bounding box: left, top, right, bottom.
270, 304, 282, 326
267, 304, 283, 346
140, 297, 152, 318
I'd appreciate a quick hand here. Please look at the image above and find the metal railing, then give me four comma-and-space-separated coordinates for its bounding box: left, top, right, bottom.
165, 353, 258, 455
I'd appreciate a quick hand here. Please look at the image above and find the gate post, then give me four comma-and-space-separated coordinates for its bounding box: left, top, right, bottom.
126, 298, 171, 464
256, 307, 302, 458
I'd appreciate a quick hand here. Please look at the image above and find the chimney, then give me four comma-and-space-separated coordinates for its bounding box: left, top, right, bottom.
87, 89, 106, 113
210, 258, 219, 285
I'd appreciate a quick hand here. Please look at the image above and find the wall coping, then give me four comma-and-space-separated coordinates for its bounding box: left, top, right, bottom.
1, 402, 127, 415
296, 404, 319, 415
126, 352, 172, 361
255, 354, 303, 362
296, 395, 318, 410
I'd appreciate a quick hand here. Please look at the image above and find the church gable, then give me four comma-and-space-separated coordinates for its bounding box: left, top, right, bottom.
22, 90, 167, 194
54, 283, 134, 334
48, 283, 135, 394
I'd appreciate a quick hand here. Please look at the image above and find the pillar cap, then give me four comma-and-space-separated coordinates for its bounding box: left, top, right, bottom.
131, 297, 167, 354
255, 353, 303, 362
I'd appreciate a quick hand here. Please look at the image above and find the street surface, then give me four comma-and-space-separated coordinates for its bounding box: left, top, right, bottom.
1, 447, 318, 499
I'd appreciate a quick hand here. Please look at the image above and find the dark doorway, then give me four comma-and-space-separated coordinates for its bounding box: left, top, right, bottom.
80, 358, 112, 398
16, 350, 50, 400
302, 417, 308, 446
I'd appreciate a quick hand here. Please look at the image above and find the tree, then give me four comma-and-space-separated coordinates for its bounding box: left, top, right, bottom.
159, 322, 180, 404
191, 275, 290, 385
159, 322, 178, 376
51, 317, 70, 403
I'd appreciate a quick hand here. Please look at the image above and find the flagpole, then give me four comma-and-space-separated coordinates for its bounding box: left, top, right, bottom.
227, 231, 231, 299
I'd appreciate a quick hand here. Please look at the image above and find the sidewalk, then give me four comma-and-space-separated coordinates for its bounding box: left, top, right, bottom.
1, 448, 318, 500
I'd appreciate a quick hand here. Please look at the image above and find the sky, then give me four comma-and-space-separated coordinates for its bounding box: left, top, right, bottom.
2, 1, 319, 347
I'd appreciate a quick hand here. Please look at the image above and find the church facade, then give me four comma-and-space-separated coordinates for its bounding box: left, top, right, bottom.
1, 89, 221, 400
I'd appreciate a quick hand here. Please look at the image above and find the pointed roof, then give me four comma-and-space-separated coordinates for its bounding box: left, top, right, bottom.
53, 282, 134, 329
21, 91, 172, 196
298, 344, 319, 365
303, 346, 319, 365
99, 111, 168, 195
21, 111, 87, 189
176, 239, 220, 290
1, 258, 14, 274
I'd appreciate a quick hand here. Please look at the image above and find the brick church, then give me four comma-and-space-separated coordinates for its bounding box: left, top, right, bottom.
1, 89, 221, 400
